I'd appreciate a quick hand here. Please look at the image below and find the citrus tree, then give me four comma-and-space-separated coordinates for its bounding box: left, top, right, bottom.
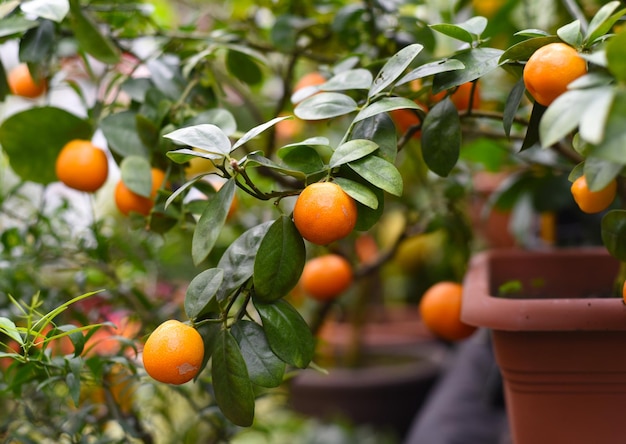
1, 0, 625, 439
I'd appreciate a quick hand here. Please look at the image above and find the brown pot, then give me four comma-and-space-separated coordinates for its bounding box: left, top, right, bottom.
461, 248, 626, 444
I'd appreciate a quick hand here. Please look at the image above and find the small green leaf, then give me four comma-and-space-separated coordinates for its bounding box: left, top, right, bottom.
539, 89, 597, 147
244, 152, 308, 180
66, 372, 81, 407
186, 109, 237, 137
606, 30, 626, 83
330, 139, 379, 168
352, 113, 397, 163
322, 69, 372, 91
231, 321, 286, 388
556, 20, 582, 47
226, 50, 262, 85
333, 177, 379, 209
164, 124, 232, 155
68, 0, 119, 64
590, 90, 626, 164
430, 24, 474, 44
211, 329, 255, 427
602, 210, 626, 261
369, 43, 423, 97
584, 2, 625, 46
120, 156, 152, 197
232, 116, 290, 151
397, 59, 465, 86
433, 48, 503, 93
579, 87, 615, 145
192, 179, 236, 265
503, 78, 526, 138
353, 97, 423, 124
295, 92, 358, 120
0, 317, 23, 345
19, 19, 54, 63
521, 103, 546, 150
185, 269, 223, 320
348, 155, 403, 196
100, 111, 149, 158
216, 221, 273, 301
0, 15, 38, 38
253, 217, 306, 303
583, 157, 622, 191
254, 299, 314, 369
498, 36, 561, 65
421, 98, 461, 177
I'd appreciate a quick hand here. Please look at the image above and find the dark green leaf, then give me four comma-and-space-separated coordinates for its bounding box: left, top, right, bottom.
216, 221, 273, 301
397, 59, 465, 86
278, 145, 325, 175
211, 329, 255, 427
185, 269, 223, 320
164, 124, 231, 155
333, 177, 379, 209
353, 97, 423, 123
606, 29, 626, 83
499, 36, 561, 65
192, 179, 236, 265
421, 98, 461, 177
521, 102, 546, 150
66, 372, 81, 407
503, 77, 526, 138
348, 155, 403, 196
330, 139, 379, 168
602, 210, 626, 261
294, 92, 358, 120
68, 0, 120, 64
19, 19, 54, 63
100, 111, 149, 158
244, 152, 308, 180
0, 107, 92, 184
430, 24, 474, 44
197, 322, 220, 370
253, 216, 306, 303
254, 299, 314, 369
369, 43, 423, 97
226, 50, 262, 85
231, 321, 286, 388
352, 113, 397, 163
433, 48, 503, 93
585, 2, 625, 46
120, 155, 152, 197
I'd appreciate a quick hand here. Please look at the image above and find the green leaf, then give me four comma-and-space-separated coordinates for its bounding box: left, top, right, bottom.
590, 90, 626, 164
68, 0, 120, 64
348, 154, 403, 196
421, 98, 461, 177
433, 48, 503, 93
120, 156, 152, 197
244, 152, 308, 180
66, 372, 81, 407
254, 299, 314, 369
322, 68, 373, 91
499, 36, 561, 65
556, 20, 582, 47
0, 107, 92, 184
186, 109, 237, 137
352, 113, 397, 163
184, 269, 223, 320
539, 88, 598, 147
503, 78, 526, 138
164, 124, 232, 156
0, 15, 38, 38
211, 329, 255, 427
192, 179, 236, 265
231, 321, 286, 388
353, 97, 423, 124
579, 87, 615, 145
253, 216, 306, 303
216, 221, 273, 301
606, 30, 626, 83
397, 59, 465, 86
585, 2, 625, 46
602, 210, 626, 261
232, 116, 289, 151
431, 17, 488, 44
521, 102, 546, 150
583, 157, 622, 191
333, 177, 379, 209
0, 1, 19, 19
19, 19, 54, 63
0, 317, 22, 345
294, 92, 358, 120
226, 50, 262, 85
369, 43, 423, 98
21, 0, 69, 22
330, 139, 379, 168
100, 111, 149, 158
278, 145, 325, 175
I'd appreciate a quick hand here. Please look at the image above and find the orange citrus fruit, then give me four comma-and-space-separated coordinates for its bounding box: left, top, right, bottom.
622, 280, 626, 304
523, 43, 587, 106
294, 71, 327, 93
7, 63, 47, 98
419, 281, 476, 341
142, 320, 204, 385
570, 175, 616, 214
55, 139, 109, 192
293, 181, 358, 245
114, 168, 167, 216
390, 102, 427, 139
431, 81, 481, 110
300, 254, 353, 301
472, 0, 505, 17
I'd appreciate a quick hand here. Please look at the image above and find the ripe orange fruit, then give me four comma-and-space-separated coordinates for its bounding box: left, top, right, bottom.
570, 175, 616, 214
55, 140, 109, 192
622, 280, 626, 304
142, 319, 204, 385
294, 71, 327, 93
390, 103, 427, 139
293, 182, 358, 245
300, 254, 353, 301
523, 43, 587, 106
431, 81, 481, 110
114, 168, 167, 216
7, 63, 47, 98
472, 0, 505, 17
419, 281, 476, 341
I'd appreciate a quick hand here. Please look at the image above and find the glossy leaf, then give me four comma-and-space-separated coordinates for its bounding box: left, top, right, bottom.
556, 20, 582, 47
254, 299, 315, 369
184, 269, 223, 320
369, 43, 423, 97
68, 0, 119, 64
322, 69, 372, 91
503, 78, 525, 138
352, 113, 397, 163
226, 50, 262, 85
21, 0, 69, 22
0, 317, 22, 345
585, 2, 625, 46
19, 19, 54, 63
192, 179, 236, 265
430, 23, 474, 44
100, 111, 149, 158
212, 330, 255, 427
253, 217, 305, 303
278, 145, 325, 175
353, 97, 423, 124
333, 177, 379, 209
119, 156, 152, 197
579, 87, 615, 145
433, 48, 503, 93
232, 116, 290, 151
0, 107, 92, 184
498, 36, 560, 64
521, 103, 546, 150
583, 157, 622, 191
590, 90, 626, 164
231, 321, 286, 388
397, 59, 465, 86
216, 221, 273, 301
421, 98, 461, 177
164, 124, 232, 155
295, 92, 358, 120
348, 154, 403, 196
539, 88, 598, 147
330, 139, 379, 168
602, 210, 626, 261
606, 29, 626, 83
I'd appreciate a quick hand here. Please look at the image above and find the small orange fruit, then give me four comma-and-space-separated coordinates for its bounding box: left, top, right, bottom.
622, 280, 626, 304
431, 81, 481, 111
390, 102, 428, 139
293, 182, 358, 245
419, 281, 476, 341
114, 168, 167, 216
142, 320, 204, 385
55, 140, 109, 192
7, 63, 47, 98
523, 43, 587, 106
300, 254, 353, 301
570, 175, 616, 214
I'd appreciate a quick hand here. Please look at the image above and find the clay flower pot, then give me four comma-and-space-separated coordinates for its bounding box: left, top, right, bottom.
461, 248, 626, 444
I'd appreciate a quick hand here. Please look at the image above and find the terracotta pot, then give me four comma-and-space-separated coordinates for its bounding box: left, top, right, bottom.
461, 248, 626, 444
